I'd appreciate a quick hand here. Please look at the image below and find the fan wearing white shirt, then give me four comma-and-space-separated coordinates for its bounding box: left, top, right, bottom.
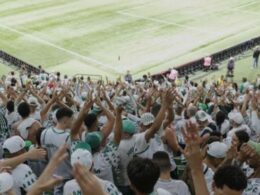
127, 157, 171, 195
153, 151, 191, 195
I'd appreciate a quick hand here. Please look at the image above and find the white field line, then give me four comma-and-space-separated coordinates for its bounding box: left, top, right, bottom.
117, 11, 214, 35
0, 23, 120, 73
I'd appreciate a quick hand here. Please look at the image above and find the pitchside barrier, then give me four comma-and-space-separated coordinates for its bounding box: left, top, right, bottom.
1, 35, 260, 79
151, 35, 260, 80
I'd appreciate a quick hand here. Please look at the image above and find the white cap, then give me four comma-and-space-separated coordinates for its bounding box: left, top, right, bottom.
3, 136, 25, 154
71, 149, 93, 170
207, 141, 228, 158
28, 96, 38, 107
0, 172, 14, 193
195, 110, 209, 122
140, 112, 155, 126
229, 112, 244, 125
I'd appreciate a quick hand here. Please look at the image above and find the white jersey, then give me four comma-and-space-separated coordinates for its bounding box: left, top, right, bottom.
227, 124, 251, 138
92, 142, 119, 183
64, 178, 122, 195
154, 179, 191, 195
117, 132, 148, 186
243, 178, 260, 195
17, 117, 38, 139
41, 127, 72, 179
11, 163, 37, 195
5, 111, 20, 127
203, 163, 214, 193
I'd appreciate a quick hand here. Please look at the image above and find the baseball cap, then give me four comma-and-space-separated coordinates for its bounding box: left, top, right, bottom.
228, 112, 244, 125
0, 172, 14, 193
195, 110, 209, 122
85, 132, 103, 150
74, 142, 92, 153
71, 149, 93, 170
3, 136, 25, 154
207, 141, 228, 158
122, 119, 136, 134
140, 113, 155, 126
28, 96, 38, 107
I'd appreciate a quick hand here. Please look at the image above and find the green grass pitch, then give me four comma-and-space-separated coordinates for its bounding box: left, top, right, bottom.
0, 0, 260, 79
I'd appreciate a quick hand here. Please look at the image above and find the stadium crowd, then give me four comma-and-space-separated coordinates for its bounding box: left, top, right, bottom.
0, 64, 259, 195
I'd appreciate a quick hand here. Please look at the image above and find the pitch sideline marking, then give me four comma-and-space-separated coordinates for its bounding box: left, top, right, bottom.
0, 23, 121, 73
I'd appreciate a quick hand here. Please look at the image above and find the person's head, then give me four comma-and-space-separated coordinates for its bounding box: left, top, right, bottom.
206, 142, 228, 168
215, 111, 226, 127
229, 112, 244, 128
151, 103, 161, 117
85, 132, 103, 153
84, 113, 98, 131
127, 70, 130, 74
28, 97, 38, 112
175, 105, 183, 116
187, 106, 197, 118
3, 136, 26, 158
55, 107, 74, 129
122, 119, 136, 137
6, 100, 15, 113
71, 147, 93, 171
17, 102, 31, 119
232, 131, 249, 151
242, 77, 247, 83
140, 113, 155, 132
127, 157, 160, 194
195, 110, 209, 128
212, 165, 247, 195
152, 151, 171, 174
201, 136, 221, 157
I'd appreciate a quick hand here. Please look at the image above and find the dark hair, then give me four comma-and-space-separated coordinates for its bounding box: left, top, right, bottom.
84, 113, 97, 128
151, 103, 161, 117
152, 151, 171, 172
55, 107, 73, 121
216, 111, 226, 127
214, 165, 247, 191
18, 102, 31, 118
242, 77, 247, 83
127, 157, 160, 194
232, 82, 238, 92
6, 100, 15, 113
235, 131, 249, 151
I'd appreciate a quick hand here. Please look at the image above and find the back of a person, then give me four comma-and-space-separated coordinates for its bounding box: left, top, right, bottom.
118, 137, 137, 186
64, 178, 122, 195
41, 127, 72, 179
154, 179, 190, 195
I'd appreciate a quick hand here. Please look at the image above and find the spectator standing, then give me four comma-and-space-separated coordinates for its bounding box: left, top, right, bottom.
252, 46, 260, 69
204, 56, 212, 71
227, 57, 235, 76
124, 70, 133, 84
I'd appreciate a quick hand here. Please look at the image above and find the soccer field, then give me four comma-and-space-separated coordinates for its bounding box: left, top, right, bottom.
0, 0, 260, 79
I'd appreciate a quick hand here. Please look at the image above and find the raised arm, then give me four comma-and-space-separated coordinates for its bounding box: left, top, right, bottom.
113, 106, 123, 145
71, 99, 93, 139
0, 92, 8, 106
145, 89, 174, 142
95, 97, 115, 140
30, 86, 46, 107
0, 148, 46, 169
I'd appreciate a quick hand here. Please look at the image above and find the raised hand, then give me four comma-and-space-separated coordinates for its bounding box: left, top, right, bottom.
73, 163, 106, 195
27, 145, 68, 195
26, 148, 47, 160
